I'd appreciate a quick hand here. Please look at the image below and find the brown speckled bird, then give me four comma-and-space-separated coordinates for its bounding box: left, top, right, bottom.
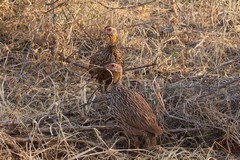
89, 26, 124, 91
105, 63, 163, 148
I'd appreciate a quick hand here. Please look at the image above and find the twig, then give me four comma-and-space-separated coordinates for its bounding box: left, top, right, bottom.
45, 0, 59, 5
3, 125, 122, 136
124, 56, 159, 71
219, 57, 240, 68
95, 0, 157, 10
65, 94, 110, 115
17, 42, 32, 82
167, 127, 204, 133
71, 62, 89, 70
124, 62, 157, 72
0, 118, 33, 127
0, 95, 110, 127
59, 53, 89, 70
66, 60, 157, 72
45, 1, 68, 13
198, 76, 240, 99
2, 122, 223, 139
11, 136, 99, 147
166, 113, 226, 133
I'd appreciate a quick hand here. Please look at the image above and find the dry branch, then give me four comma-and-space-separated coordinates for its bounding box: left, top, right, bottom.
95, 0, 157, 10
198, 76, 240, 99
124, 62, 157, 72
45, 1, 68, 13
17, 125, 121, 134
13, 136, 99, 147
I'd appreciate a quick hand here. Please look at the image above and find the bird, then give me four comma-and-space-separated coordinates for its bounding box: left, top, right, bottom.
89, 26, 124, 92
105, 63, 163, 148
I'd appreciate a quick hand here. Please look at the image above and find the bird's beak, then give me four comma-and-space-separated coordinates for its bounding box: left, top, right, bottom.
103, 65, 107, 69
103, 65, 112, 75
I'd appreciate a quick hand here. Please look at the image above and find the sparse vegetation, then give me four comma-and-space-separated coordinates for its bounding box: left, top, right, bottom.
0, 0, 239, 159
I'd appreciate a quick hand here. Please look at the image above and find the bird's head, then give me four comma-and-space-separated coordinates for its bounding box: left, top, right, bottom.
102, 26, 117, 36
101, 26, 118, 46
105, 63, 122, 84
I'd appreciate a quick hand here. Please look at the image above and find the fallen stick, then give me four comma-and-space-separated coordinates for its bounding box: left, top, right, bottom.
124, 62, 157, 72
3, 125, 122, 135
198, 76, 240, 99
2, 121, 220, 137
13, 136, 99, 147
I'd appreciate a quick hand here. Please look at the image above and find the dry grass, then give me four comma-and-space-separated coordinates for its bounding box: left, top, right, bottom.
0, 0, 239, 159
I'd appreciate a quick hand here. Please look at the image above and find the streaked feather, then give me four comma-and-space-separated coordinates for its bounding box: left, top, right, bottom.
110, 84, 162, 136
89, 44, 123, 89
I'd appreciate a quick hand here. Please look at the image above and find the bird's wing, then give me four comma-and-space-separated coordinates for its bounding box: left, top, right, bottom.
113, 86, 162, 135
112, 48, 124, 65
89, 51, 105, 66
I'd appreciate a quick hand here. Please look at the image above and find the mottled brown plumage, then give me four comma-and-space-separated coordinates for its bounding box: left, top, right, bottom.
89, 26, 123, 91
105, 63, 163, 148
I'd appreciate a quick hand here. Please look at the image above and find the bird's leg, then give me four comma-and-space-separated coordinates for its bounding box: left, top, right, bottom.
104, 85, 108, 92
130, 136, 140, 149
99, 83, 104, 93
145, 133, 157, 148
98, 79, 105, 93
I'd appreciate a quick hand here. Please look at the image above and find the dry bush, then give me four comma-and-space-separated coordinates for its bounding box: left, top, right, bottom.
0, 0, 239, 159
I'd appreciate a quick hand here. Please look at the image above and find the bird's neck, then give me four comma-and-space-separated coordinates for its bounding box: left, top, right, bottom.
112, 71, 122, 84
108, 35, 117, 46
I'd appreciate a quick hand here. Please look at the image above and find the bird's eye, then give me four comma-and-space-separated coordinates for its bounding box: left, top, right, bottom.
109, 63, 115, 68
106, 28, 112, 32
